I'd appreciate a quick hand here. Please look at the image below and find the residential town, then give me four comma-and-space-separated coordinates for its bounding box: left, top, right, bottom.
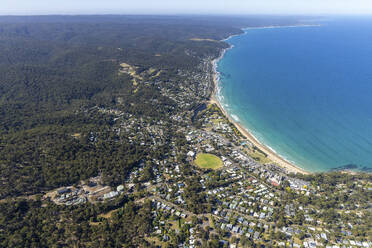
43, 82, 372, 247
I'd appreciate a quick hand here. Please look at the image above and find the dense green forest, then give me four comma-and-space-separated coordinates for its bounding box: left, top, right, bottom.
0, 15, 239, 198
0, 15, 243, 247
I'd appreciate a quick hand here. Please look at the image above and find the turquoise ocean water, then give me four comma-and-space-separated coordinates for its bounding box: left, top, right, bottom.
217, 18, 372, 172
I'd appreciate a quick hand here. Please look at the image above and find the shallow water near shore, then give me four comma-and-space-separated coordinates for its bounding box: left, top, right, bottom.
217, 18, 372, 172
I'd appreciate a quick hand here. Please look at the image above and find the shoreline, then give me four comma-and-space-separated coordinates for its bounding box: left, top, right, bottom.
242, 24, 322, 31
210, 26, 311, 174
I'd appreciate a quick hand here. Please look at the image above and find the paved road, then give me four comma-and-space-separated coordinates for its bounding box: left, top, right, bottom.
146, 195, 195, 217
145, 194, 272, 227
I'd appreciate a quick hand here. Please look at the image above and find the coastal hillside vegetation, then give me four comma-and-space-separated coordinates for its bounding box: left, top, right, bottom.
0, 15, 370, 247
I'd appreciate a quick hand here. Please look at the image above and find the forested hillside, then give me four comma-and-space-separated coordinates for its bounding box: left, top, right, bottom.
0, 16, 238, 199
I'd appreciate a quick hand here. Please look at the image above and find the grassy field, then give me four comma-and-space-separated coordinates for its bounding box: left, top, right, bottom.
194, 153, 223, 170
248, 149, 272, 164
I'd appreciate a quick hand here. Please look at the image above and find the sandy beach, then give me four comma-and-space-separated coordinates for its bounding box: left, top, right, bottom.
210, 49, 309, 175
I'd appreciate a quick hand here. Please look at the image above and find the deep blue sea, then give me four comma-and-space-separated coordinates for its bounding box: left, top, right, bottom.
217, 18, 372, 172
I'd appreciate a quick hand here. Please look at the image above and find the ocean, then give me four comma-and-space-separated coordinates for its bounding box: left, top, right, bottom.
217, 17, 372, 172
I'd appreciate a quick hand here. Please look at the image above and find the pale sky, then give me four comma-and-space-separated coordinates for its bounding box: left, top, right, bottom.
1, 0, 372, 15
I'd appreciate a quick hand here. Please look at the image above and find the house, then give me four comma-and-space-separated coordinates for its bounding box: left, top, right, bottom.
259, 213, 266, 219
321, 233, 328, 241
232, 226, 240, 233
103, 191, 119, 200
117, 185, 124, 192
57, 188, 71, 195
226, 224, 232, 231
187, 151, 195, 157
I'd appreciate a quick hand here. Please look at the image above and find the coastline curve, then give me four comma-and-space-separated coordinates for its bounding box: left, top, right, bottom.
210, 26, 315, 174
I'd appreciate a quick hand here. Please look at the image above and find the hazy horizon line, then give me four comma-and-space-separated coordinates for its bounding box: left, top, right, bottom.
0, 13, 371, 17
